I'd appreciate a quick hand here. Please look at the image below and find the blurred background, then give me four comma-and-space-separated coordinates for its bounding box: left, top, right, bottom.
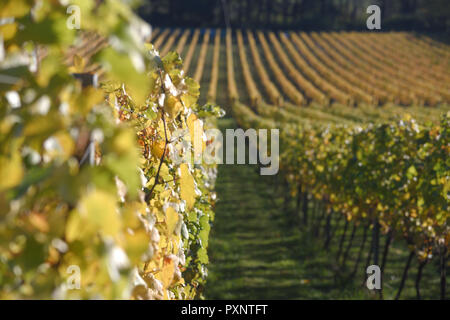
137, 0, 450, 32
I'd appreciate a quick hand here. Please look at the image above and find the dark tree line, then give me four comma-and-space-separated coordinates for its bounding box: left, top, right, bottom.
137, 0, 449, 32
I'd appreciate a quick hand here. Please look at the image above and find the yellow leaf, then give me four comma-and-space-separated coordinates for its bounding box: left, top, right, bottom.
113, 129, 135, 155
165, 95, 183, 119
55, 131, 75, 160
0, 22, 17, 41
171, 235, 181, 255
160, 257, 175, 289
151, 140, 165, 159
0, 0, 30, 18
72, 54, 86, 73
78, 190, 121, 237
65, 209, 96, 242
124, 229, 149, 264
107, 93, 116, 107
179, 163, 195, 210
187, 114, 203, 160
36, 55, 62, 87
69, 87, 104, 115
0, 149, 23, 192
160, 234, 168, 248
165, 207, 179, 236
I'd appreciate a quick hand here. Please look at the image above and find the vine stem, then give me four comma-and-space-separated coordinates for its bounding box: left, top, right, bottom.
351, 222, 368, 278
439, 245, 447, 300
342, 223, 357, 266
336, 218, 349, 261
416, 260, 427, 300
145, 69, 170, 202
395, 251, 414, 300
302, 191, 309, 226
381, 229, 393, 273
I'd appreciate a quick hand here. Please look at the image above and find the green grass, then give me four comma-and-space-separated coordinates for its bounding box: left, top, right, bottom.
204, 118, 446, 300
204, 118, 363, 299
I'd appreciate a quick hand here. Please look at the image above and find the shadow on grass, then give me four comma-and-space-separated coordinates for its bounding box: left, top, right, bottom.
204, 118, 446, 300
204, 118, 366, 300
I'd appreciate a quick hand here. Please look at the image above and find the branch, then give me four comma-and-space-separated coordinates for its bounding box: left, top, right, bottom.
145, 69, 170, 202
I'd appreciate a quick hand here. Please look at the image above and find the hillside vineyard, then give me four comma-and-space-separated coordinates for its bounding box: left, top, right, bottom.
150, 28, 449, 299
150, 28, 450, 109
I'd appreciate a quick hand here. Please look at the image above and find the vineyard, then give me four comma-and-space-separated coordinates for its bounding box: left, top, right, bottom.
0, 0, 449, 301
147, 27, 450, 299
0, 1, 218, 300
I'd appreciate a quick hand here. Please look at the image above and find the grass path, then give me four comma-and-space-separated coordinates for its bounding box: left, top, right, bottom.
204, 119, 358, 299
203, 118, 445, 300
